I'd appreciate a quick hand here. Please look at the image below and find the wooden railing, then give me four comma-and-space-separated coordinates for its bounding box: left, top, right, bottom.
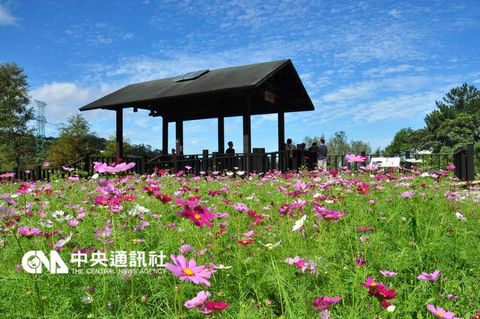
1, 150, 474, 181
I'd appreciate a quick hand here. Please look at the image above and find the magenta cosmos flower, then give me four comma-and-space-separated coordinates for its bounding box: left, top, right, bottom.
426, 304, 459, 319
314, 205, 345, 221
313, 296, 341, 310
18, 227, 42, 238
165, 255, 215, 286
417, 270, 440, 281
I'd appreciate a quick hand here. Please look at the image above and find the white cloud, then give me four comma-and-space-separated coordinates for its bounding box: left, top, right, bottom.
30, 82, 117, 138
0, 4, 17, 26
388, 9, 402, 18
351, 91, 442, 123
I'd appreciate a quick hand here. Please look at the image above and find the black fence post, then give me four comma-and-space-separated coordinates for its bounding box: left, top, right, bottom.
252, 148, 265, 173
202, 150, 209, 173
466, 143, 474, 181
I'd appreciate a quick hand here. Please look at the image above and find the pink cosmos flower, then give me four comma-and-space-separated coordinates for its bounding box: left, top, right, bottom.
380, 270, 398, 277
314, 205, 345, 221
285, 256, 317, 274
53, 233, 72, 251
0, 172, 15, 178
417, 270, 440, 281
426, 304, 459, 319
165, 255, 215, 286
180, 244, 192, 254
184, 291, 211, 309
399, 190, 415, 199
62, 166, 75, 172
232, 203, 249, 212
313, 296, 341, 310
68, 219, 80, 227
18, 227, 42, 238
445, 165, 456, 171
93, 161, 135, 174
346, 154, 367, 163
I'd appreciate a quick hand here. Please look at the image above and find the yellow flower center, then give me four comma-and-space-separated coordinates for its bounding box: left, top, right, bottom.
194, 214, 201, 220
183, 268, 194, 276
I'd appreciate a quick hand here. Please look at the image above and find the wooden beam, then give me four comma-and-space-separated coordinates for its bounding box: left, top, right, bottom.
116, 108, 124, 159
278, 111, 285, 151
243, 94, 252, 154
176, 120, 183, 155
162, 117, 168, 155
218, 116, 225, 153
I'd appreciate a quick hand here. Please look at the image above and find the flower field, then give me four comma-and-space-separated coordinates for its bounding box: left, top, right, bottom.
0, 166, 479, 318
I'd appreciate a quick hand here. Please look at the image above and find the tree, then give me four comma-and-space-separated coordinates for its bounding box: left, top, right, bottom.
46, 114, 101, 166
303, 135, 325, 148
388, 83, 480, 154
102, 138, 161, 158
423, 83, 480, 151
385, 128, 417, 155
327, 131, 350, 155
0, 62, 35, 170
349, 140, 371, 154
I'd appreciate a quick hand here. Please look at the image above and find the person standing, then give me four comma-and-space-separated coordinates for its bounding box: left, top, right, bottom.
226, 141, 235, 154
317, 138, 328, 170
225, 141, 235, 171
286, 138, 296, 170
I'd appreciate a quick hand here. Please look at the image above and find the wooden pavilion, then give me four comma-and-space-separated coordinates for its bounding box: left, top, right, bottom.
79, 59, 314, 159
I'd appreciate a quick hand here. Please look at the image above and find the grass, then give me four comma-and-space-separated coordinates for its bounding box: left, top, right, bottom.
0, 168, 479, 318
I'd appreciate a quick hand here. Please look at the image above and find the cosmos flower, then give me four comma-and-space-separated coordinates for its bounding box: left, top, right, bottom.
313, 296, 341, 310
18, 227, 42, 238
417, 270, 440, 281
185, 291, 211, 309
426, 305, 459, 319
0, 172, 15, 178
399, 191, 415, 199
204, 301, 229, 312
165, 255, 215, 286
314, 205, 345, 221
380, 270, 398, 277
292, 215, 307, 231
346, 154, 367, 163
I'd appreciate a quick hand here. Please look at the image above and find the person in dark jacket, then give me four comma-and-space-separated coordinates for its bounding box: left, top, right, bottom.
317, 138, 328, 170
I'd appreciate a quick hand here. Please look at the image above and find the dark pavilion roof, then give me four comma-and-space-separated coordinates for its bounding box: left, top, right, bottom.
79, 59, 314, 121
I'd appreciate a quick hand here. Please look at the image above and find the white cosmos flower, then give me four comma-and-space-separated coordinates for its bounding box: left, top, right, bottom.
214, 264, 232, 270
455, 212, 467, 221
129, 204, 150, 217
387, 305, 396, 312
292, 215, 307, 231
259, 241, 282, 250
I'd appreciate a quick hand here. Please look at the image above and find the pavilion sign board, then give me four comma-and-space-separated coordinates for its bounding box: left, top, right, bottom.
370, 157, 401, 168
264, 90, 275, 104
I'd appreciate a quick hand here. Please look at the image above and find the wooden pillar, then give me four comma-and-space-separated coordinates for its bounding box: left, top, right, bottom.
243, 95, 252, 154
116, 108, 124, 159
162, 117, 168, 155
278, 111, 285, 151
218, 116, 225, 153
176, 120, 183, 155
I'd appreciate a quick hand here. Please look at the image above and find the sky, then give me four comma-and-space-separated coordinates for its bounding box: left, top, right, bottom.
1, 0, 480, 154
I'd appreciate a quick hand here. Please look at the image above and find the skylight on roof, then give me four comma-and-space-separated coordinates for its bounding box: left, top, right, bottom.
175, 69, 210, 82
